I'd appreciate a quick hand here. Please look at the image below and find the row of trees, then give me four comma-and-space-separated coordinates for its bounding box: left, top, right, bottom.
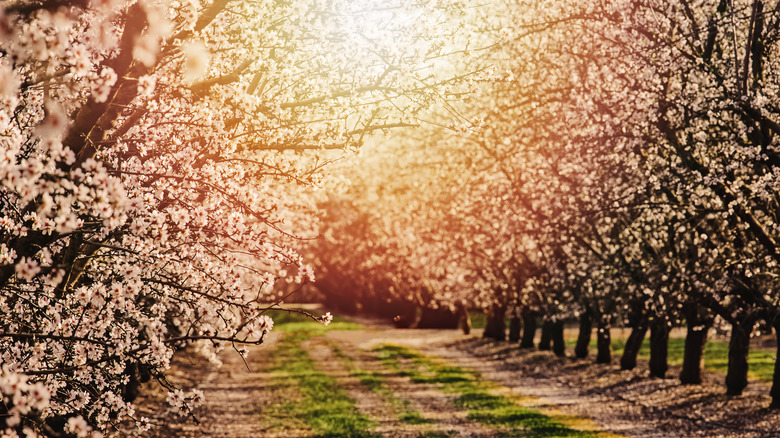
0, 0, 485, 435
311, 0, 780, 408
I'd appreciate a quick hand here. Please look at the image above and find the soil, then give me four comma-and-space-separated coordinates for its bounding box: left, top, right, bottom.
421, 336, 780, 438
128, 315, 780, 437
126, 331, 302, 438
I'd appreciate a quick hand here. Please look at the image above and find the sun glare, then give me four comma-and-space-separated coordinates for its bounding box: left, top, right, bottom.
342, 1, 420, 48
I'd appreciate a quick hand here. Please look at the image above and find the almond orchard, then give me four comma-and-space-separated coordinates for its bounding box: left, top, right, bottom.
3, 0, 780, 437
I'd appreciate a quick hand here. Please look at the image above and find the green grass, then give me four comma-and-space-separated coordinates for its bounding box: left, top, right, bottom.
374, 344, 597, 438
327, 341, 435, 426
470, 312, 488, 329
264, 308, 364, 333
265, 312, 450, 436
415, 432, 456, 438
268, 331, 378, 437
262, 312, 603, 437
469, 312, 513, 330
567, 336, 776, 381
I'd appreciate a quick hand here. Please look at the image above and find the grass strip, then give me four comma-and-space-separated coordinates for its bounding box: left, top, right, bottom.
374, 344, 597, 438
328, 341, 435, 426
264, 309, 364, 333
566, 337, 776, 381
264, 314, 378, 438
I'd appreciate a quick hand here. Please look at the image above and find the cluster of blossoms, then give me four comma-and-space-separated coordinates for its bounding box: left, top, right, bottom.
165, 388, 204, 415
1, 367, 102, 437
0, 0, 478, 434
1, 369, 52, 437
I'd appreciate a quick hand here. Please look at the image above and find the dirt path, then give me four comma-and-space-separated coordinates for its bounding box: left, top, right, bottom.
317, 334, 497, 437
330, 326, 780, 438
128, 332, 304, 438
431, 337, 780, 438
131, 316, 780, 437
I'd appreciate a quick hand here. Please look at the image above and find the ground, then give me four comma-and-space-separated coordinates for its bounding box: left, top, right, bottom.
124, 312, 780, 438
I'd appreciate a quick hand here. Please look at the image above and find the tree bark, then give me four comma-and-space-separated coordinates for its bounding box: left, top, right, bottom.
520, 312, 537, 348
770, 319, 780, 408
679, 323, 708, 383
509, 313, 521, 342
461, 311, 472, 335
457, 303, 472, 335
596, 322, 612, 364
620, 322, 648, 370
649, 320, 670, 378
726, 318, 755, 395
680, 305, 711, 384
539, 320, 553, 350
483, 304, 507, 341
575, 312, 592, 359
552, 320, 566, 357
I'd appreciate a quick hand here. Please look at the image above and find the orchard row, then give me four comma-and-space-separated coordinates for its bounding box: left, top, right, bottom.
311, 0, 780, 409
0, 0, 486, 435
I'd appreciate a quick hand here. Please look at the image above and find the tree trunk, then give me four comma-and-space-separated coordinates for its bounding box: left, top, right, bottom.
770, 319, 780, 408
121, 362, 141, 402
726, 318, 755, 395
520, 312, 537, 348
620, 322, 648, 370
552, 320, 565, 357
483, 304, 507, 341
596, 322, 612, 364
456, 303, 471, 335
460, 309, 472, 335
649, 320, 670, 378
680, 306, 711, 384
574, 312, 592, 359
509, 313, 521, 342
539, 320, 553, 350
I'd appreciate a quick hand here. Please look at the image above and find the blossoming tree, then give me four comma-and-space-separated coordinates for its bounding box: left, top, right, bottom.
0, 0, 482, 434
